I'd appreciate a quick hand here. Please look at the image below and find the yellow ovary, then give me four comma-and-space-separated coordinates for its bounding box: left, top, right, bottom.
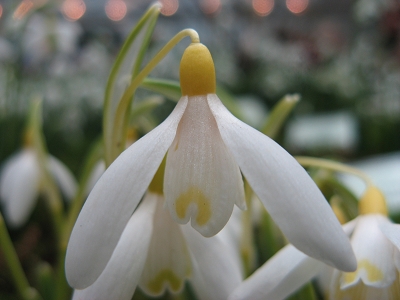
175, 187, 211, 226
343, 259, 384, 285
147, 269, 182, 294
179, 43, 216, 96
358, 186, 388, 216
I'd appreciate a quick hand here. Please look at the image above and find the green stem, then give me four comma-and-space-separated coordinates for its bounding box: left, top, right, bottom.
110, 29, 200, 164
261, 94, 299, 139
103, 3, 161, 166
296, 156, 374, 187
29, 100, 63, 239
240, 180, 256, 276
0, 214, 42, 300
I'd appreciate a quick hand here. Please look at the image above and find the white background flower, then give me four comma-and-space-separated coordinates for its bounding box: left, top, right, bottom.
0, 148, 77, 227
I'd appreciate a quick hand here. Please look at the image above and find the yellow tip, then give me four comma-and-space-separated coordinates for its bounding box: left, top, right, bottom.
358, 186, 388, 215
179, 43, 216, 96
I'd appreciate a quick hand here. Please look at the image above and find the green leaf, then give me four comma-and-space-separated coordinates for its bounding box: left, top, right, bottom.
261, 94, 300, 139
141, 78, 182, 102
103, 3, 160, 166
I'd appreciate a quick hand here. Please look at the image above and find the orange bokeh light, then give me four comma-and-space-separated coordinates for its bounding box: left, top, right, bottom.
105, 0, 127, 21
252, 0, 274, 17
62, 0, 86, 21
200, 0, 221, 15
160, 0, 179, 16
0, 4, 3, 19
286, 0, 309, 14
13, 0, 34, 19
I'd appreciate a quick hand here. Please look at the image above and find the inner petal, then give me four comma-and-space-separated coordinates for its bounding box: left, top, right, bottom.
139, 194, 192, 296
164, 95, 245, 237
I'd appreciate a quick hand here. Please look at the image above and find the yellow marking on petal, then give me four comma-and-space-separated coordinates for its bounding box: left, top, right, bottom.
146, 269, 183, 294
335, 271, 400, 300
358, 186, 388, 216
175, 186, 211, 226
179, 43, 216, 96
343, 259, 384, 285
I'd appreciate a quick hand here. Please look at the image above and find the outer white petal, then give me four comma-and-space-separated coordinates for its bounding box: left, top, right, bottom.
208, 94, 356, 272
379, 221, 400, 270
0, 150, 40, 227
380, 221, 400, 251
342, 217, 359, 234
165, 95, 245, 237
341, 214, 396, 289
182, 224, 243, 300
139, 194, 191, 296
72, 194, 156, 300
85, 160, 106, 195
66, 97, 188, 289
48, 155, 77, 201
230, 244, 323, 300
1, 152, 23, 204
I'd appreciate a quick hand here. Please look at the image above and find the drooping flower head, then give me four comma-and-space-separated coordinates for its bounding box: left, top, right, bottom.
66, 40, 356, 289
229, 186, 400, 300
330, 187, 400, 299
71, 161, 243, 300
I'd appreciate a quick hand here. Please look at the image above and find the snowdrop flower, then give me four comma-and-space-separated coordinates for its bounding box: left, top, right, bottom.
0, 148, 77, 227
72, 165, 243, 300
330, 187, 400, 300
230, 186, 400, 300
66, 42, 355, 289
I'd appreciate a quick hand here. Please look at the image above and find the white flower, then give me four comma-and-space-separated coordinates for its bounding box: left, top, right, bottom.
66, 42, 355, 289
0, 148, 77, 227
229, 187, 400, 300
329, 214, 400, 299
72, 191, 243, 300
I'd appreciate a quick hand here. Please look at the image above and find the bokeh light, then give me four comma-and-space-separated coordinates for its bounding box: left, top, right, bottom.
160, 0, 179, 16
286, 0, 309, 14
200, 0, 221, 15
252, 0, 274, 17
62, 0, 86, 21
0, 4, 3, 19
13, 0, 34, 19
105, 0, 127, 21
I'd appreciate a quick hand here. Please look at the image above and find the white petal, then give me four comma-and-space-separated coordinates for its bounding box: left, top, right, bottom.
139, 195, 191, 296
0, 150, 40, 227
342, 217, 359, 235
1, 152, 23, 204
182, 224, 243, 300
379, 221, 400, 270
48, 155, 77, 201
165, 95, 245, 237
380, 220, 400, 251
229, 244, 323, 300
341, 214, 396, 289
208, 94, 356, 272
66, 97, 187, 289
85, 160, 106, 195
72, 194, 156, 300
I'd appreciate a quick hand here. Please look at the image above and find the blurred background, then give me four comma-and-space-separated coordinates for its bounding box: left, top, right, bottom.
0, 0, 400, 299
0, 0, 399, 227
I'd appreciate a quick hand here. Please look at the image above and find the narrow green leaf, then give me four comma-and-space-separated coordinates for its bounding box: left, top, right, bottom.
141, 78, 182, 102
103, 3, 160, 165
261, 94, 300, 139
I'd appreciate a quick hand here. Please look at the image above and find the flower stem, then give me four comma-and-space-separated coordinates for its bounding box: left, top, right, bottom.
240, 180, 256, 276
29, 99, 63, 238
295, 156, 374, 187
111, 29, 200, 162
0, 214, 42, 300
